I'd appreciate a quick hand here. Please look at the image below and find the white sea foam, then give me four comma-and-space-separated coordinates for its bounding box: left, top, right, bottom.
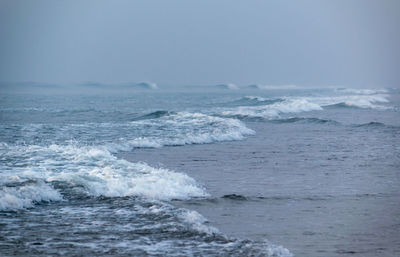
221, 94, 390, 119
0, 143, 208, 211
0, 110, 255, 211
221, 98, 323, 119
310, 94, 390, 109
0, 112, 255, 151
178, 208, 219, 234
112, 112, 255, 149
335, 88, 388, 95
0, 181, 62, 211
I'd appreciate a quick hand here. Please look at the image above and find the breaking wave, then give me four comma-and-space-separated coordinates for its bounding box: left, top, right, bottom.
335, 88, 388, 95
0, 111, 255, 211
0, 180, 62, 211
218, 94, 390, 120
319, 94, 390, 109
0, 142, 293, 256
0, 112, 255, 150
214, 83, 239, 90
220, 98, 323, 120
132, 110, 174, 121
0, 143, 208, 211
231, 96, 284, 106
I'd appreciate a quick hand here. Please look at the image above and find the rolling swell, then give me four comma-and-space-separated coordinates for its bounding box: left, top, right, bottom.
132, 110, 174, 121
271, 117, 339, 125
229, 96, 284, 106
353, 122, 400, 130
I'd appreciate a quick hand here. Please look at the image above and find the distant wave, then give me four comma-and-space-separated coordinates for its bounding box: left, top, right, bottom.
221, 194, 247, 200
230, 96, 284, 106
81, 81, 158, 90
335, 88, 388, 95
320, 94, 390, 109
353, 122, 400, 130
219, 98, 323, 120
271, 117, 339, 125
132, 110, 174, 121
218, 94, 391, 120
0, 107, 97, 113
245, 84, 298, 90
132, 81, 158, 90
239, 94, 389, 109
354, 122, 386, 128
214, 83, 239, 90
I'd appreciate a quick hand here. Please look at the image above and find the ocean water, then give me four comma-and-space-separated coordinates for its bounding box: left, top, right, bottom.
1, 86, 399, 256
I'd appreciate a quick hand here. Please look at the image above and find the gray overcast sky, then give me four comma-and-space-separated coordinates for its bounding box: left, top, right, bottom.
0, 0, 399, 87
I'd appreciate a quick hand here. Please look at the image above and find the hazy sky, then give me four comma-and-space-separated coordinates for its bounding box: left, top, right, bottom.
0, 0, 399, 87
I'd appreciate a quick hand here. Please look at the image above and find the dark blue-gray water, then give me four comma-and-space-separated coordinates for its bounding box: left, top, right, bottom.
1, 86, 399, 256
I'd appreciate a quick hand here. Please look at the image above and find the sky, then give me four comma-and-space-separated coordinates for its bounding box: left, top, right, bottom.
0, 0, 399, 87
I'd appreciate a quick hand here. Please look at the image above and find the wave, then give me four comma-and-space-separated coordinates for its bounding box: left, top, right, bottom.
353, 122, 400, 130
320, 94, 390, 109
214, 83, 239, 90
231, 96, 284, 106
81, 81, 158, 90
0, 112, 255, 150
239, 94, 389, 109
218, 94, 391, 120
245, 84, 298, 90
0, 180, 62, 211
0, 107, 97, 113
107, 112, 255, 151
0, 142, 293, 256
221, 194, 247, 200
220, 98, 323, 120
0, 111, 254, 210
0, 143, 208, 211
271, 117, 339, 124
354, 122, 386, 128
132, 81, 158, 90
132, 110, 174, 121
335, 88, 388, 95
134, 202, 293, 256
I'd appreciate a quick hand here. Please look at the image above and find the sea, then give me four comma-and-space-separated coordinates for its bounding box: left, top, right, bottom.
1, 84, 399, 257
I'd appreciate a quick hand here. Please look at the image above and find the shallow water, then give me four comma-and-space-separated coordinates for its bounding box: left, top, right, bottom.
1, 86, 399, 256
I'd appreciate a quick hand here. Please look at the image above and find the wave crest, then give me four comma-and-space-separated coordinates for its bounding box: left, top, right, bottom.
0, 180, 62, 211
0, 143, 208, 211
